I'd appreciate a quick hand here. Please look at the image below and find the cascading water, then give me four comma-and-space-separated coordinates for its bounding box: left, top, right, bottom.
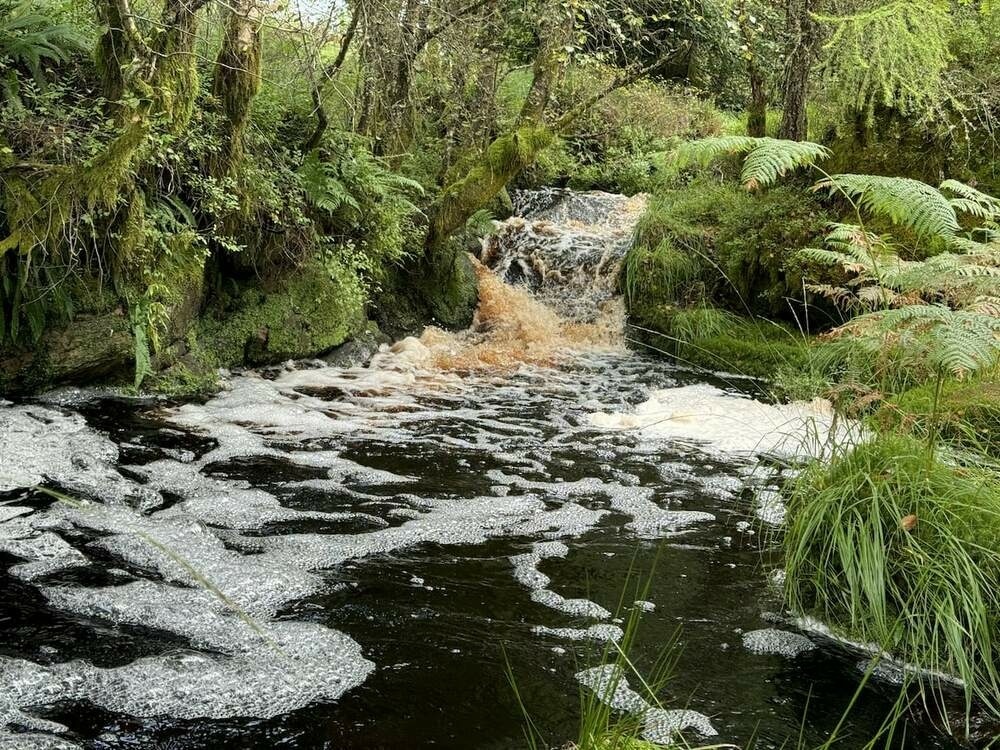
0, 191, 956, 750
480, 188, 645, 322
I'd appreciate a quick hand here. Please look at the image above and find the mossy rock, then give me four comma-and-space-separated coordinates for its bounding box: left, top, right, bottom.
625, 178, 833, 323
196, 259, 367, 367
0, 310, 135, 396
372, 245, 479, 338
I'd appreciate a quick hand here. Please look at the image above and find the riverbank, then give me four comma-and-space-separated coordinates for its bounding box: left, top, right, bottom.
621, 143, 1000, 744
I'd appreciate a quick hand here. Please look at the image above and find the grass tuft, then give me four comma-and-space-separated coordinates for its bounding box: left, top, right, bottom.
784, 434, 1000, 725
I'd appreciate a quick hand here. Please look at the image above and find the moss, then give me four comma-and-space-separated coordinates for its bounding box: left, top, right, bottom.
196, 258, 367, 367
877, 377, 1000, 451
147, 355, 219, 398
624, 178, 832, 321
0, 309, 135, 396
428, 124, 554, 250
372, 245, 479, 337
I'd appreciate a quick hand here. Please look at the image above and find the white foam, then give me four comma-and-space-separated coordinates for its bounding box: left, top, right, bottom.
754, 488, 787, 526
511, 542, 611, 620
576, 665, 717, 741
742, 628, 816, 657
0, 406, 155, 506
589, 384, 853, 459
532, 624, 624, 643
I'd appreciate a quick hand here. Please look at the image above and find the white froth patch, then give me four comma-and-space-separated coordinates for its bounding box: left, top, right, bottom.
532, 624, 624, 643
0, 620, 372, 722
511, 542, 612, 620
742, 628, 816, 658
487, 471, 713, 537
0, 732, 80, 750
576, 665, 717, 741
754, 488, 787, 525
0, 406, 155, 506
589, 384, 850, 458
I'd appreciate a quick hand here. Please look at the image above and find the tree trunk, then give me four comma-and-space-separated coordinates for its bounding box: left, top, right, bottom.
747, 66, 767, 137
424, 0, 574, 253
211, 0, 262, 176
778, 0, 818, 141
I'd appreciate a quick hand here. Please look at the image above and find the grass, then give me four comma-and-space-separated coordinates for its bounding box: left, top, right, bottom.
876, 375, 1000, 455
783, 434, 1000, 726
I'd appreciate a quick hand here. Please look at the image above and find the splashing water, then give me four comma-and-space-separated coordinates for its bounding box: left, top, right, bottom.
481, 188, 646, 322
0, 190, 956, 750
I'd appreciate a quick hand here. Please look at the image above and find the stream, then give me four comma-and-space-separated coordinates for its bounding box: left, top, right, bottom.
0, 190, 961, 750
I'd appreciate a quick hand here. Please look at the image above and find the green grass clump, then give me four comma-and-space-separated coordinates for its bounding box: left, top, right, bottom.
784, 434, 1000, 720
624, 238, 704, 310
630, 303, 817, 384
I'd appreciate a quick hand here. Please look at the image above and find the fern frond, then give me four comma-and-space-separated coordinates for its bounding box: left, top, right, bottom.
739, 139, 832, 190
967, 296, 1000, 317
676, 137, 830, 189
843, 305, 1000, 377
675, 136, 759, 168
819, 174, 961, 239
940, 180, 1000, 219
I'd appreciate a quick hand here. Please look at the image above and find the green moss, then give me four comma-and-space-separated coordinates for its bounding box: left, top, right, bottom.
147, 358, 219, 398
624, 178, 831, 319
373, 246, 479, 336
877, 377, 1000, 451
197, 258, 367, 367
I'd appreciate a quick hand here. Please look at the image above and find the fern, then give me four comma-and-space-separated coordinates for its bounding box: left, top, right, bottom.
842, 305, 1000, 377
0, 1, 86, 92
940, 180, 1000, 243
299, 151, 360, 215
676, 137, 830, 189
818, 174, 961, 240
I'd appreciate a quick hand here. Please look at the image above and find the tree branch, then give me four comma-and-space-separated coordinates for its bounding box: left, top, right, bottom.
321, 3, 361, 80
305, 4, 361, 152
554, 43, 690, 132
111, 0, 153, 59
423, 0, 493, 42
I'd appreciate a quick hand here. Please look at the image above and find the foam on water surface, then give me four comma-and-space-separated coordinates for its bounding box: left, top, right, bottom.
0, 187, 884, 749
588, 384, 854, 459
576, 665, 718, 741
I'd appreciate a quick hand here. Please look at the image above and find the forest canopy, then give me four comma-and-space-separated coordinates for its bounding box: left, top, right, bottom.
0, 0, 998, 391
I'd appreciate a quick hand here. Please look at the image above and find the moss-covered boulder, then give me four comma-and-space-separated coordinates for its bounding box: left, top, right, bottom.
0, 310, 135, 396
196, 259, 367, 367
625, 178, 832, 321
372, 246, 479, 339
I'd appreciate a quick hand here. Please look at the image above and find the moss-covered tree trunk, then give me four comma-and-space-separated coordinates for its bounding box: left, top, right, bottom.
423, 0, 573, 253
211, 0, 262, 177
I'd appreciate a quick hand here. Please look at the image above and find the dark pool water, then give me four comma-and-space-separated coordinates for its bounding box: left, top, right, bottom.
0, 350, 964, 750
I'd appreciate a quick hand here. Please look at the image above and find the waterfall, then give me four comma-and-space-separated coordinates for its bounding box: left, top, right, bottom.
479, 188, 647, 323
